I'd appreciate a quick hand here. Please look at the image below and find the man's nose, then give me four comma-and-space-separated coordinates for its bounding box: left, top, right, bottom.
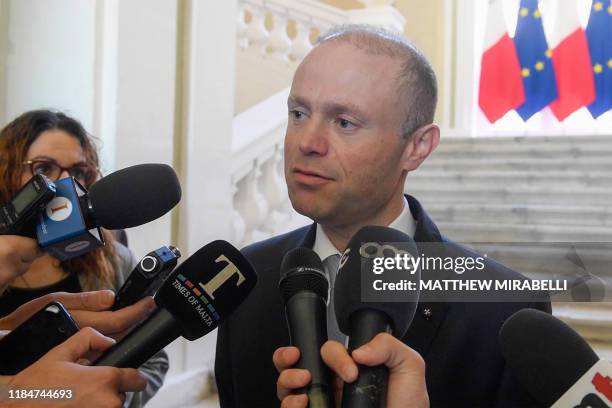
298, 120, 329, 156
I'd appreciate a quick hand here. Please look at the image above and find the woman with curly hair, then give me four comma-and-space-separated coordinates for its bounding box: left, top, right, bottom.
0, 109, 168, 407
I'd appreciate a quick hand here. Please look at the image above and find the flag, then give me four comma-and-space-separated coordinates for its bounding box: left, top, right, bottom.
479, 0, 525, 123
548, 1, 596, 121
513, 0, 558, 121
585, 0, 612, 118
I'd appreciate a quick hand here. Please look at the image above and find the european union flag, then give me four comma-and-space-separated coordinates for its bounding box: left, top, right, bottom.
586, 0, 612, 118
513, 0, 558, 120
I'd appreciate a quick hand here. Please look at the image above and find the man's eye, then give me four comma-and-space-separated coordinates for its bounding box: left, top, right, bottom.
337, 118, 356, 130
290, 110, 304, 120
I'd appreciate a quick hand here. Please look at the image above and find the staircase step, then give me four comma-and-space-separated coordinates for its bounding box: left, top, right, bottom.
421, 156, 612, 171
422, 203, 612, 227
436, 222, 612, 243
464, 243, 612, 277
434, 139, 612, 156
438, 135, 612, 149
554, 302, 612, 344
408, 185, 612, 205
409, 170, 612, 188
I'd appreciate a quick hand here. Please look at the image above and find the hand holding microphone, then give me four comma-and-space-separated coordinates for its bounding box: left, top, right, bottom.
334, 226, 422, 408
277, 248, 334, 408
275, 226, 427, 408
275, 334, 429, 408
93, 240, 257, 368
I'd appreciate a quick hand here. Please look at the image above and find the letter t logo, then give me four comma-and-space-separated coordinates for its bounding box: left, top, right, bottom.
200, 254, 246, 299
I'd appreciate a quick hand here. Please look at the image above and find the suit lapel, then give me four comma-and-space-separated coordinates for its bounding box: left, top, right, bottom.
402, 195, 451, 357
298, 222, 317, 248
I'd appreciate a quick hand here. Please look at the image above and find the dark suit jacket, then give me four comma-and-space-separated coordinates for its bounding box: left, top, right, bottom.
215, 195, 551, 407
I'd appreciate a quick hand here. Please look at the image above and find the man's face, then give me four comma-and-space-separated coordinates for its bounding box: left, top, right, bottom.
284, 41, 408, 227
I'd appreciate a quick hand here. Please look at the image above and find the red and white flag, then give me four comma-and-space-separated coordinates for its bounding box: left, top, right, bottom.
548, 1, 596, 120
478, 0, 525, 123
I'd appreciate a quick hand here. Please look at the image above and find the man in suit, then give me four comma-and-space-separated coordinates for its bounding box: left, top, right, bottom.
215, 25, 550, 407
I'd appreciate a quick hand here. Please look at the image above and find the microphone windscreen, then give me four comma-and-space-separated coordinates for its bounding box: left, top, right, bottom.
499, 308, 599, 407
89, 163, 181, 229
155, 240, 257, 340
279, 247, 328, 304
334, 225, 420, 338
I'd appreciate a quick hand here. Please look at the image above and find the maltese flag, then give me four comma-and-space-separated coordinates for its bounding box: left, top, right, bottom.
479, 0, 525, 123
548, 1, 596, 120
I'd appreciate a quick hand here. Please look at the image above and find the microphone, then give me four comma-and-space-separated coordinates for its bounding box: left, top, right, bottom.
93, 240, 257, 368
36, 163, 181, 260
500, 308, 612, 408
334, 225, 421, 408
112, 245, 181, 311
0, 174, 56, 236
279, 247, 334, 408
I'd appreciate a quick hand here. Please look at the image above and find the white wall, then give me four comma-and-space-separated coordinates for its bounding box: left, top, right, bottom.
4, 0, 96, 130
176, 0, 238, 374
113, 0, 178, 261
0, 0, 8, 125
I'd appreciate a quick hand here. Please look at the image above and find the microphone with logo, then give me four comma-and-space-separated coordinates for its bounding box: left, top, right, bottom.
36, 163, 181, 261
334, 226, 421, 408
500, 308, 612, 408
279, 247, 334, 408
94, 240, 257, 368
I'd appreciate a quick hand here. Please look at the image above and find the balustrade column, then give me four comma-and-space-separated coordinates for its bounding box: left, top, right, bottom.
245, 4, 269, 55
290, 21, 313, 61
268, 13, 292, 62
234, 161, 271, 244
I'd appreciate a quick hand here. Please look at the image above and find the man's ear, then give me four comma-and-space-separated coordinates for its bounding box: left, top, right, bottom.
400, 124, 440, 172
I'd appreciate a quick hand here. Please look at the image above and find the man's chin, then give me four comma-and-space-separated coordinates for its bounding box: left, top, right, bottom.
289, 196, 331, 223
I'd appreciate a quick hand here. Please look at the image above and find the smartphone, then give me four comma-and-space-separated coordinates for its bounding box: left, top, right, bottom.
0, 301, 79, 375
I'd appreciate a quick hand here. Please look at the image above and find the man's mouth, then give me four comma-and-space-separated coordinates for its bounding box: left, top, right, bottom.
292, 168, 333, 185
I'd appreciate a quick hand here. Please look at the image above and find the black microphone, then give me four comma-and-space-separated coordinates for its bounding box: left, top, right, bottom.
279, 247, 334, 408
111, 245, 181, 311
36, 163, 181, 260
93, 240, 257, 368
500, 308, 612, 408
86, 163, 181, 230
334, 225, 421, 408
